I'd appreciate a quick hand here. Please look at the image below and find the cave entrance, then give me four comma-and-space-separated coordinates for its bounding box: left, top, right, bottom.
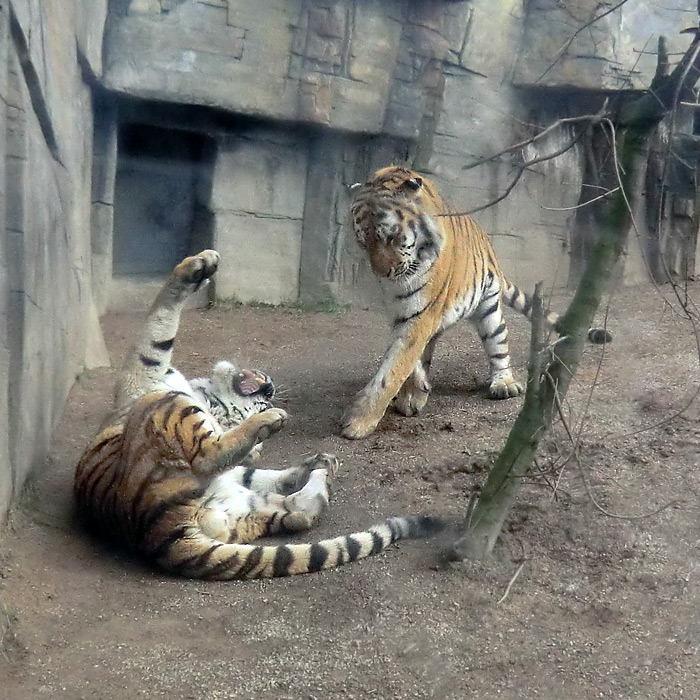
113, 123, 214, 279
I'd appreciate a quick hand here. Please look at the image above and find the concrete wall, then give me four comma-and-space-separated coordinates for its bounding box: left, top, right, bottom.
0, 0, 109, 523
1, 0, 697, 524
99, 0, 698, 309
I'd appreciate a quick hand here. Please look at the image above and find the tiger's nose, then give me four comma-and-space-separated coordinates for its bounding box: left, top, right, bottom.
369, 245, 398, 278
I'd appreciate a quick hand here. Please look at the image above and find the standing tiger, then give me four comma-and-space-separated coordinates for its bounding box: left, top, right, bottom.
341, 166, 611, 440
75, 250, 441, 580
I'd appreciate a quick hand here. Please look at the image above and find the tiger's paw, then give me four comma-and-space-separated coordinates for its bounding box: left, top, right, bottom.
249, 407, 288, 442
283, 468, 331, 527
488, 374, 524, 399
340, 399, 383, 439
279, 453, 339, 494
394, 385, 430, 417
340, 413, 382, 440
173, 250, 220, 290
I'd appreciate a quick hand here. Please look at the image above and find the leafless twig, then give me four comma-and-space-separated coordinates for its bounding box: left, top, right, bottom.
535, 0, 634, 84
496, 562, 526, 605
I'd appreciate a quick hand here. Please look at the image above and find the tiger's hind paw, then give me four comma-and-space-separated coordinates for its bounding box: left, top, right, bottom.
282, 469, 331, 530
301, 453, 339, 475
278, 454, 338, 495
488, 375, 524, 399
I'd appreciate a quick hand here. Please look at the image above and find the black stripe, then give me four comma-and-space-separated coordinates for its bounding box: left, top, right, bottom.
479, 301, 499, 320
491, 353, 508, 360
487, 322, 507, 340
191, 430, 213, 462
149, 526, 189, 560
180, 405, 203, 419
200, 387, 231, 419
345, 536, 362, 562
505, 284, 519, 303
370, 531, 384, 555
233, 545, 263, 578
387, 518, 402, 542
395, 281, 427, 300
135, 487, 207, 543
166, 368, 175, 375
308, 543, 329, 572
521, 296, 532, 315
152, 338, 175, 351
393, 302, 431, 327
335, 541, 346, 566
273, 545, 294, 577
201, 550, 242, 579
194, 543, 223, 568
139, 354, 160, 367
242, 467, 256, 490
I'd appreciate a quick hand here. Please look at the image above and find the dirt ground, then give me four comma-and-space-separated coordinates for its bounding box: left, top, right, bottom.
1, 281, 699, 700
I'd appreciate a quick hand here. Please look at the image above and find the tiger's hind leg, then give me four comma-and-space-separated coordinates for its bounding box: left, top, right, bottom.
224, 453, 339, 496
473, 284, 524, 399
115, 250, 220, 414
199, 466, 333, 542
394, 335, 439, 417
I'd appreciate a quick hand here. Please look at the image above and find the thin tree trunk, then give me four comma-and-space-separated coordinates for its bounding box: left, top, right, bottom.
451, 28, 700, 561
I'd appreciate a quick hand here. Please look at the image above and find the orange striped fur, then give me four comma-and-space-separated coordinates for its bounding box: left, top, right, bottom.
75, 250, 442, 579
342, 166, 610, 439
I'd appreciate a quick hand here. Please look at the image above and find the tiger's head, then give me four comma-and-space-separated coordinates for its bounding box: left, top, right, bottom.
190, 361, 275, 431
350, 166, 446, 280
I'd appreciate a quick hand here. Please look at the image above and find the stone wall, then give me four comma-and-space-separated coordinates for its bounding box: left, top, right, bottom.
1, 0, 697, 524
0, 0, 109, 523
100, 0, 698, 309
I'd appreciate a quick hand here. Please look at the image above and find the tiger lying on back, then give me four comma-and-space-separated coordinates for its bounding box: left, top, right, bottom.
341, 166, 611, 440
75, 250, 441, 579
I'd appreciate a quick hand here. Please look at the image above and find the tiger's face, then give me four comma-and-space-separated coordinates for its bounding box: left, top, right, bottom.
350, 166, 444, 280
190, 361, 275, 431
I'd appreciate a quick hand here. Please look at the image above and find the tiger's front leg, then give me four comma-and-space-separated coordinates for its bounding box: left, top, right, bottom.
191, 408, 289, 474
115, 250, 220, 414
341, 323, 435, 439
393, 334, 439, 417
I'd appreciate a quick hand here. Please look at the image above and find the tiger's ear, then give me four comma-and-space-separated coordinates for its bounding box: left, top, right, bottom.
210, 361, 239, 392
404, 177, 423, 192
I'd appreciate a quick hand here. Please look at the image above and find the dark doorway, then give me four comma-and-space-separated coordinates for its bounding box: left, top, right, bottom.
113, 123, 213, 277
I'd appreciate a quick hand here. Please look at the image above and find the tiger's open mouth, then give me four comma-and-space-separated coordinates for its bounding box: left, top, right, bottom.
234, 369, 275, 399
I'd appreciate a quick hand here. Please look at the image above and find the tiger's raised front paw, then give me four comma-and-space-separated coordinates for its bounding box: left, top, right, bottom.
488, 374, 524, 399
174, 250, 220, 288
250, 407, 288, 442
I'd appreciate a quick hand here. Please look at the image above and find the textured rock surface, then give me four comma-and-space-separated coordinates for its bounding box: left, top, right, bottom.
0, 0, 109, 523
101, 0, 697, 305
514, 0, 695, 89
1, 0, 697, 524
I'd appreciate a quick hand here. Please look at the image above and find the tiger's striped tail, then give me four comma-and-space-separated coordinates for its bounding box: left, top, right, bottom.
157, 515, 445, 580
501, 280, 612, 344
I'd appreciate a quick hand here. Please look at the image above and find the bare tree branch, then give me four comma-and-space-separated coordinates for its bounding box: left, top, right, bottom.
535, 0, 634, 84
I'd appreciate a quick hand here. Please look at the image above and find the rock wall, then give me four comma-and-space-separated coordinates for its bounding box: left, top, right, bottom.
1, 0, 697, 524
0, 0, 109, 523
100, 0, 698, 310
